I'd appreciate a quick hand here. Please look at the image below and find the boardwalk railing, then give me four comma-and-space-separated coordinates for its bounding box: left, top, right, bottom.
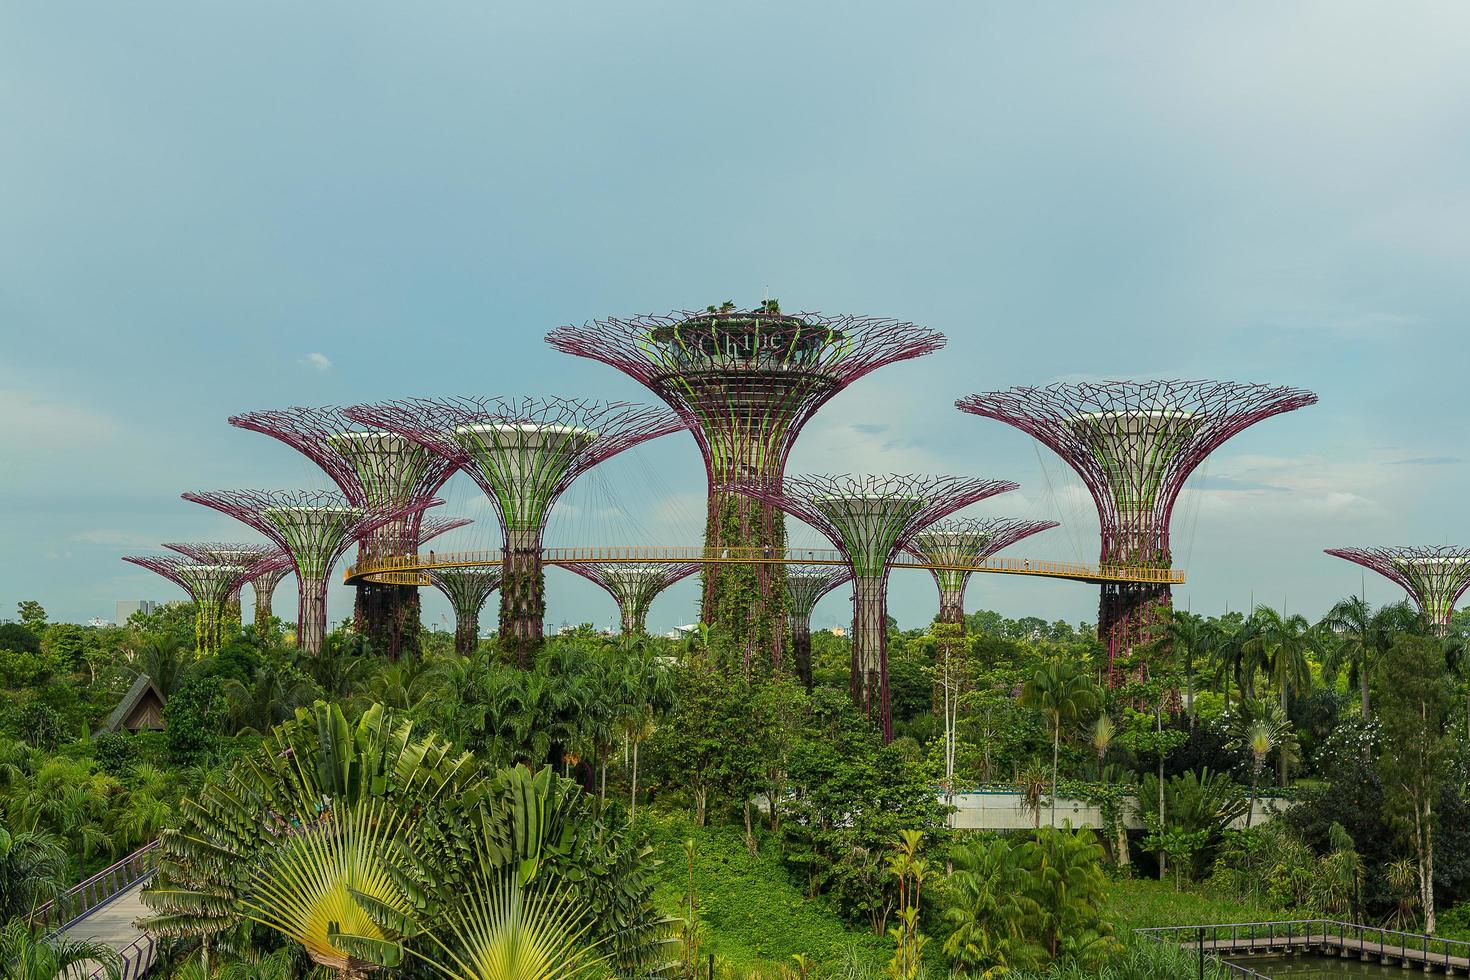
1137, 920, 1470, 975
97, 932, 160, 980
35, 840, 160, 935
346, 546, 1188, 587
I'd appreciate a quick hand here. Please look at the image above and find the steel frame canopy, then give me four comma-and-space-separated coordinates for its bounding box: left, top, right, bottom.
429, 566, 502, 655
163, 541, 281, 624
784, 566, 853, 691
228, 406, 464, 659
905, 518, 1059, 625
547, 304, 945, 670
122, 553, 255, 655
734, 473, 1017, 741
347, 395, 681, 665
561, 561, 700, 636
182, 489, 439, 654
957, 380, 1316, 680
1325, 546, 1470, 634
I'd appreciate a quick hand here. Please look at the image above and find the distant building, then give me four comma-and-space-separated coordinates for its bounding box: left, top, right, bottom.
116, 600, 157, 625
828, 626, 847, 638
87, 618, 109, 628
665, 624, 700, 640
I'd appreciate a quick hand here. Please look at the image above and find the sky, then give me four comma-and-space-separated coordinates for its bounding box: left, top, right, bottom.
2, 2, 1468, 636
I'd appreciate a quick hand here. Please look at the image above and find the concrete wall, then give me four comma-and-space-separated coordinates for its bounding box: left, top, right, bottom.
946, 791, 1289, 831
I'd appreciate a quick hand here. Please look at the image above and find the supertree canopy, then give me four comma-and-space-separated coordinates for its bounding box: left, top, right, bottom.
347, 396, 681, 664
547, 303, 945, 670
228, 407, 462, 659
905, 518, 1059, 625
735, 473, 1016, 741
429, 566, 502, 655
182, 489, 438, 654
957, 380, 1316, 679
122, 554, 254, 655
562, 561, 700, 636
1325, 546, 1470, 634
784, 567, 852, 691
162, 541, 279, 625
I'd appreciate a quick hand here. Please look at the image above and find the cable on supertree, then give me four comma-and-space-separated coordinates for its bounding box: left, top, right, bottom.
561, 562, 700, 636
784, 567, 852, 691
163, 541, 279, 626
347, 396, 681, 665
429, 566, 502, 655
228, 406, 462, 659
1325, 546, 1470, 635
181, 489, 440, 655
957, 380, 1317, 681
547, 303, 945, 670
122, 554, 255, 655
905, 518, 1059, 626
732, 473, 1016, 741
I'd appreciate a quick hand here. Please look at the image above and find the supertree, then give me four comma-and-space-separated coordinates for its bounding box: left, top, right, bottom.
734, 474, 1017, 741
246, 558, 293, 633
547, 303, 945, 670
561, 562, 700, 636
163, 541, 280, 626
784, 567, 852, 691
957, 380, 1317, 680
1325, 546, 1470, 634
347, 396, 681, 665
181, 489, 438, 654
429, 566, 502, 654
905, 518, 1059, 625
227, 407, 462, 659
121, 554, 254, 655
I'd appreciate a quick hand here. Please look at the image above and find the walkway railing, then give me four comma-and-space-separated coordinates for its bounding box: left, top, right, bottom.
1137, 920, 1470, 975
96, 932, 159, 980
346, 546, 1187, 587
36, 840, 160, 934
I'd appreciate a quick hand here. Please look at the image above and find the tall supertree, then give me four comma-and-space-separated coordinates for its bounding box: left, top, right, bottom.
122, 554, 254, 655
561, 561, 700, 635
1325, 546, 1470, 634
547, 304, 945, 670
957, 381, 1317, 680
347, 396, 681, 665
784, 567, 852, 691
181, 490, 438, 654
163, 542, 280, 626
227, 407, 462, 659
735, 474, 1017, 740
905, 518, 1059, 626
429, 566, 502, 654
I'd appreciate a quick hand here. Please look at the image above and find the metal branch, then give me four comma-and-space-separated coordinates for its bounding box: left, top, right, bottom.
905, 518, 1058, 623
560, 561, 699, 635
1325, 546, 1470, 632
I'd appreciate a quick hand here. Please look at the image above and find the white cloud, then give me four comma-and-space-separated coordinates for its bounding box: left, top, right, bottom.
301, 352, 333, 371
0, 387, 120, 451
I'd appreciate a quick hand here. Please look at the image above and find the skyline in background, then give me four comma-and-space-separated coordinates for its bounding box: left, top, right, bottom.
3, 3, 1467, 634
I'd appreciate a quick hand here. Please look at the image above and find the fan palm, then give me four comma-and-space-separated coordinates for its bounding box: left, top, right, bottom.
1020, 659, 1099, 827
1225, 698, 1298, 826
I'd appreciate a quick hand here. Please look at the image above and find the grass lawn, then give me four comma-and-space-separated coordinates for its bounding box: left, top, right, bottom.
1108, 875, 1289, 938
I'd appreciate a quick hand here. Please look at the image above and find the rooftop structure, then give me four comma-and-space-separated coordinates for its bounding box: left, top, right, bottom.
428, 566, 502, 654
905, 518, 1059, 625
561, 561, 700, 636
1324, 546, 1470, 634
121, 554, 253, 654
228, 407, 462, 658
735, 473, 1016, 741
958, 380, 1316, 680
784, 567, 853, 690
547, 304, 945, 669
347, 396, 680, 664
181, 490, 438, 654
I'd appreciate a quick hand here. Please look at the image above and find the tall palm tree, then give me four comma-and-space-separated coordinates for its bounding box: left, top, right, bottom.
1320, 597, 1421, 723
1161, 611, 1206, 727
1226, 698, 1298, 826
1020, 659, 1099, 827
1244, 606, 1318, 782
1205, 618, 1247, 709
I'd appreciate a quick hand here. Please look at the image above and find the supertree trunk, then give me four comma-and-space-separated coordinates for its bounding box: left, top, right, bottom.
1099, 581, 1172, 682
353, 583, 421, 660
500, 528, 545, 667
852, 573, 891, 741
937, 586, 966, 626
702, 488, 787, 673
297, 575, 329, 655
453, 610, 479, 654
791, 620, 814, 691
252, 568, 289, 635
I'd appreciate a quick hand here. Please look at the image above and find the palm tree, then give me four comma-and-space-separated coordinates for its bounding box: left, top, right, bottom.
941, 836, 1044, 974
1320, 597, 1421, 723
1020, 658, 1099, 827
1206, 617, 1249, 708
1244, 606, 1318, 782
1089, 714, 1115, 780
0, 827, 67, 924
1161, 611, 1206, 727
0, 920, 121, 979
1226, 698, 1298, 827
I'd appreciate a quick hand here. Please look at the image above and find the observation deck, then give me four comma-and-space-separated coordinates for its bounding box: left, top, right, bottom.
344, 547, 1185, 588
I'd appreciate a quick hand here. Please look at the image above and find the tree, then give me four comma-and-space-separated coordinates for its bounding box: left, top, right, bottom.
1243, 606, 1318, 783
1225, 698, 1298, 828
1374, 634, 1453, 934
0, 921, 119, 980
15, 601, 47, 631
0, 827, 67, 924
1320, 597, 1420, 723
1020, 658, 1099, 827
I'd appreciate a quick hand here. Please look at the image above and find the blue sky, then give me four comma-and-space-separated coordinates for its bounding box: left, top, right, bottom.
3, 2, 1467, 634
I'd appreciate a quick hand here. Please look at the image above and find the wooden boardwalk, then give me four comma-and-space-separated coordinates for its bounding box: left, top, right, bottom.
1140, 922, 1470, 976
